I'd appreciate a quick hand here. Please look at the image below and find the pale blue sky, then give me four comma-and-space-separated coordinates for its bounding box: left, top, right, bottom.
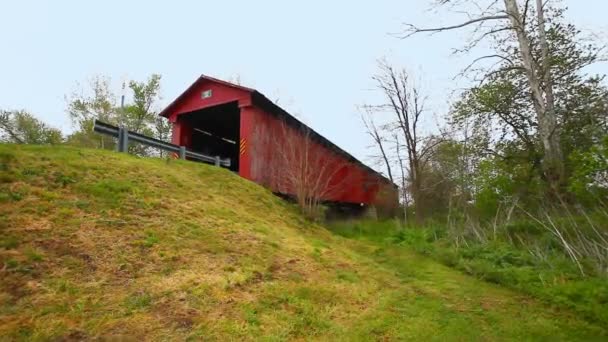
1, 1, 606, 167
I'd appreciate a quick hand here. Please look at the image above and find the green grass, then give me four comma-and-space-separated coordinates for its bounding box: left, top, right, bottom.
0, 144, 606, 340
329, 219, 608, 329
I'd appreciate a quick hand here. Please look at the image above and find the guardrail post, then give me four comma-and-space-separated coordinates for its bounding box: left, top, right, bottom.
117, 127, 123, 152
118, 127, 129, 153
122, 127, 129, 153
214, 156, 220, 167
115, 128, 120, 152
179, 146, 186, 159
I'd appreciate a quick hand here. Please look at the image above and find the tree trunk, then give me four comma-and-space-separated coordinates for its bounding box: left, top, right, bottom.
503, 0, 564, 189
410, 161, 424, 225
412, 179, 424, 225
395, 136, 408, 225
535, 0, 564, 189
379, 143, 394, 184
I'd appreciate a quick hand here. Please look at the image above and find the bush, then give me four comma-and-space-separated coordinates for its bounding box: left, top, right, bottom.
570, 136, 608, 203
394, 223, 608, 326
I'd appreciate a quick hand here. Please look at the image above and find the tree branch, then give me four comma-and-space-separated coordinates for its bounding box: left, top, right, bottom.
456, 54, 517, 79
401, 15, 508, 38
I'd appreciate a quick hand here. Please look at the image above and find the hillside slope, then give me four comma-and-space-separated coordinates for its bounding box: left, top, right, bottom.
0, 145, 606, 340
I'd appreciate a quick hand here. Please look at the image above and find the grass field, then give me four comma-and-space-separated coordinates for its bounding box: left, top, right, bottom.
0, 145, 606, 340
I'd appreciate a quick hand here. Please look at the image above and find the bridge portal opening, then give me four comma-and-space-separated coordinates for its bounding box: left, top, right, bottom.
180, 101, 240, 172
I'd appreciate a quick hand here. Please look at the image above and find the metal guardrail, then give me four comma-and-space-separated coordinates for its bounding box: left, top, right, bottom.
93, 120, 231, 167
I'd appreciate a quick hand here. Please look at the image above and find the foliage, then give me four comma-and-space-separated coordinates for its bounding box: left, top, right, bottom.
441, 4, 608, 215
124, 75, 162, 134
65, 74, 170, 154
0, 110, 63, 145
569, 136, 608, 202
366, 4, 607, 224
65, 76, 116, 149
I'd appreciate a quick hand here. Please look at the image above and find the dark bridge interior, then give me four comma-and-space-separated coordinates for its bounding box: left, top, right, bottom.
180, 101, 240, 172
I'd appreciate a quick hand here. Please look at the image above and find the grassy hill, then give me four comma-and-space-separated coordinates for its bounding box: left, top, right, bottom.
0, 145, 606, 340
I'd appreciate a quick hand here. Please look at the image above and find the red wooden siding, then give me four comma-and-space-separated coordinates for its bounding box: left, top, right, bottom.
160, 75, 395, 206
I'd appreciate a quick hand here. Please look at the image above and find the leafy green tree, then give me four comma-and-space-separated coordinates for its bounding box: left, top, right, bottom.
404, 1, 605, 194
123, 74, 162, 135
569, 137, 608, 203
450, 6, 606, 203
560, 76, 608, 165
65, 74, 170, 154
65, 76, 119, 149
0, 110, 63, 145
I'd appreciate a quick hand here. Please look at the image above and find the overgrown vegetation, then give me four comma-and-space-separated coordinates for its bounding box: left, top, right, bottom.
329, 218, 608, 327
357, 4, 608, 327
366, 1, 608, 224
1, 145, 606, 339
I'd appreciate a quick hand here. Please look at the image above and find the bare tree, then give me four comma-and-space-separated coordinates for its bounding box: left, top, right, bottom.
360, 105, 394, 184
402, 0, 565, 191
251, 119, 350, 219
372, 61, 438, 224
393, 133, 410, 224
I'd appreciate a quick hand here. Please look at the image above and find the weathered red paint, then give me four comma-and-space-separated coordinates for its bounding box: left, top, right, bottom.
160, 75, 394, 205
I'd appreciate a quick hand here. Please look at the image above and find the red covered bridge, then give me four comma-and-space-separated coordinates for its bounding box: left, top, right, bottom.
159, 75, 395, 212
